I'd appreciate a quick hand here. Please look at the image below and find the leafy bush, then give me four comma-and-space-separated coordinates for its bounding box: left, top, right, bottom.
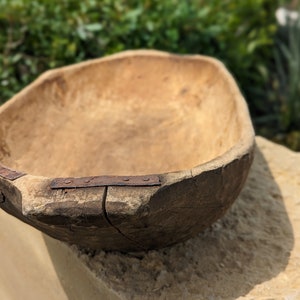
0, 0, 278, 123
276, 16, 300, 130
264, 8, 300, 150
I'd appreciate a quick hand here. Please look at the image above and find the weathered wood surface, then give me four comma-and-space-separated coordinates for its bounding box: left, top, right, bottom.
0, 50, 254, 251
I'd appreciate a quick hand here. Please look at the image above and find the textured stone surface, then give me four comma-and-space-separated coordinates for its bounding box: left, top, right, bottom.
0, 136, 299, 299
0, 203, 120, 300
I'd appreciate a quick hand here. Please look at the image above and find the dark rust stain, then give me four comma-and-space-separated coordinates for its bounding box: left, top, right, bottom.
179, 87, 189, 95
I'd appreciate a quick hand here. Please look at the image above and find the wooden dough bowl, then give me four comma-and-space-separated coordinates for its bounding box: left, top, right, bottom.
0, 50, 254, 251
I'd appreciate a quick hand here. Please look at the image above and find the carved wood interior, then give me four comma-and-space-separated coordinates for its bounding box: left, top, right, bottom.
0, 54, 242, 177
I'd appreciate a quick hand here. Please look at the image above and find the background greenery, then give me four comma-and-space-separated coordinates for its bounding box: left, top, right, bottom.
0, 0, 299, 150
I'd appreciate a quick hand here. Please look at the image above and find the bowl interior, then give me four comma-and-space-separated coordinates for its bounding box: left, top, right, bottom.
0, 54, 242, 177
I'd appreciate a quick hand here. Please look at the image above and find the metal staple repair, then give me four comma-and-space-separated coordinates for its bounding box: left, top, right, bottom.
50, 175, 161, 189
0, 164, 26, 181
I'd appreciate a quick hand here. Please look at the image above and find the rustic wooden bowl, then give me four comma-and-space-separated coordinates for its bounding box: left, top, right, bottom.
0, 50, 254, 251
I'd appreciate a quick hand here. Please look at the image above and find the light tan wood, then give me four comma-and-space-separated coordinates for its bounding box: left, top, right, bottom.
1, 51, 244, 177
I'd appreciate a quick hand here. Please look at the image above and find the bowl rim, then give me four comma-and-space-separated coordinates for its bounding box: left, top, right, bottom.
0, 49, 255, 188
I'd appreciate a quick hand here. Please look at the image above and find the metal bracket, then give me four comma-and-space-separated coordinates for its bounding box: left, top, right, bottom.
0, 164, 26, 181
50, 175, 161, 189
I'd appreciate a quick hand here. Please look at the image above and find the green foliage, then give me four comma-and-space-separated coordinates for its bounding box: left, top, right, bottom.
260, 11, 300, 151
0, 0, 278, 109
276, 19, 300, 131
5, 1, 300, 150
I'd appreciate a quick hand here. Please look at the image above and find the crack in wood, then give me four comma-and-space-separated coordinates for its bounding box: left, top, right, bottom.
101, 186, 147, 251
